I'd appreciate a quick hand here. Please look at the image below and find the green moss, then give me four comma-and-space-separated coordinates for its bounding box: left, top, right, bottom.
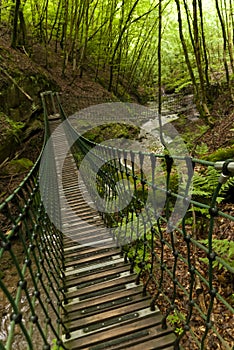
206, 146, 234, 162
7, 158, 33, 173
83, 123, 140, 143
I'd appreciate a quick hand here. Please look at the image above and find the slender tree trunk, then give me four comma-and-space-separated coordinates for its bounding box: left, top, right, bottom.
174, 1, 197, 92
175, 0, 210, 121
198, 0, 210, 86
108, 0, 140, 91
44, 0, 49, 68
192, 0, 210, 117
158, 0, 165, 148
95, 0, 105, 80
224, 0, 234, 73
18, 7, 27, 46
183, 0, 196, 53
79, 0, 90, 78
61, 0, 69, 76
55, 0, 63, 52
11, 0, 21, 48
215, 0, 230, 84
49, 0, 62, 46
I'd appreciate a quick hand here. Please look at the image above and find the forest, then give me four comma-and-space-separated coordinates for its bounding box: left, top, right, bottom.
0, 0, 233, 116
0, 0, 233, 173
0, 1, 234, 350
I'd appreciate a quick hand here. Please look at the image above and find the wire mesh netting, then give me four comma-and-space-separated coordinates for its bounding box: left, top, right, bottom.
0, 92, 233, 350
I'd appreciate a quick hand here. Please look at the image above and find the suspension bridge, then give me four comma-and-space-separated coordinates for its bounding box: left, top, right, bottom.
0, 91, 233, 350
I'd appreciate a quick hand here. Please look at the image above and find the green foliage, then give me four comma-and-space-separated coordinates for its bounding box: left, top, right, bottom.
8, 158, 33, 172
192, 166, 222, 203
174, 80, 192, 94
127, 241, 151, 274
1, 0, 232, 95
192, 165, 234, 205
83, 123, 140, 144
6, 117, 25, 142
167, 310, 186, 335
189, 166, 224, 235
194, 142, 209, 158
51, 339, 63, 350
199, 239, 234, 270
118, 212, 153, 273
206, 146, 234, 162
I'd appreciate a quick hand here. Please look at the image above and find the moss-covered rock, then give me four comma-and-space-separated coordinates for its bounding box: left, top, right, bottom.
83, 123, 140, 143
0, 47, 58, 165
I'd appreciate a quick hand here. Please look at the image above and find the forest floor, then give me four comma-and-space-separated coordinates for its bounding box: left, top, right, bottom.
0, 32, 234, 350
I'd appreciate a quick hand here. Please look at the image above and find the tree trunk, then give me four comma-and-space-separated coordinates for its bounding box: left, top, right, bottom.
215, 0, 230, 84
11, 0, 21, 48
198, 0, 210, 86
192, 0, 210, 119
108, 0, 140, 91
175, 0, 210, 121
174, 0, 197, 93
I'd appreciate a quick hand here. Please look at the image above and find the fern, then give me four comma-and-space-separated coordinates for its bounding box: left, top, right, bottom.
199, 239, 234, 270
190, 167, 222, 235
192, 166, 234, 204
195, 142, 209, 157
192, 166, 222, 203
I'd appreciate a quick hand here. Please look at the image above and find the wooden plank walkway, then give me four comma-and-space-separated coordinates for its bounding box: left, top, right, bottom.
49, 118, 176, 350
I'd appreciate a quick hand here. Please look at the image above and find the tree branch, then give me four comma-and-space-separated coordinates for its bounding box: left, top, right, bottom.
0, 66, 33, 102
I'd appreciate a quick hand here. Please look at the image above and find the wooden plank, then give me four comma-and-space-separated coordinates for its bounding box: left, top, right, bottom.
65, 249, 121, 267
63, 237, 114, 249
62, 197, 93, 205
61, 185, 81, 193
62, 192, 93, 201
65, 274, 137, 300
82, 327, 175, 350
63, 224, 108, 235
64, 245, 117, 259
61, 213, 100, 223
63, 238, 114, 250
62, 203, 96, 213
64, 285, 144, 314
63, 225, 109, 235
65, 294, 150, 322
65, 264, 130, 287
121, 337, 175, 350
63, 226, 108, 238
63, 216, 103, 225
64, 312, 164, 349
65, 261, 127, 282
63, 229, 109, 242
65, 299, 152, 331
